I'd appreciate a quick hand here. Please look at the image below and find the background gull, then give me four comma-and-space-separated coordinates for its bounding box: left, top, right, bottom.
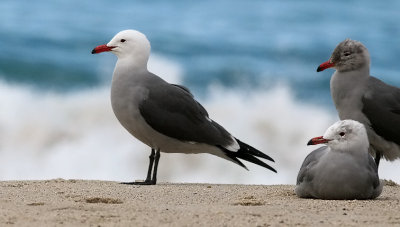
317, 39, 400, 167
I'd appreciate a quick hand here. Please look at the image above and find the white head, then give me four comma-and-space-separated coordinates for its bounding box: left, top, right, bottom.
307, 120, 369, 153
317, 39, 370, 73
92, 30, 151, 68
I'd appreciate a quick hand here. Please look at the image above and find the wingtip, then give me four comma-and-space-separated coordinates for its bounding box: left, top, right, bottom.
220, 142, 277, 173
260, 163, 277, 173
265, 155, 275, 163
235, 138, 275, 162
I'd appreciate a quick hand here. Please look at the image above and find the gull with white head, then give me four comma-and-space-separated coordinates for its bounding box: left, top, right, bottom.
92, 30, 276, 185
295, 120, 382, 200
317, 39, 400, 167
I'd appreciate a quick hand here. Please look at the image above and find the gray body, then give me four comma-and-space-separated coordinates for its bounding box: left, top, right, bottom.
111, 65, 234, 160
295, 146, 382, 200
331, 65, 400, 161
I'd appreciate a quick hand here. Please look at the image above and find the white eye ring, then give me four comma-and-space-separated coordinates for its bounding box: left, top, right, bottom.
339, 132, 345, 137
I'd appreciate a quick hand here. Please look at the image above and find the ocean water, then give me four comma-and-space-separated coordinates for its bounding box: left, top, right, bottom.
0, 0, 400, 184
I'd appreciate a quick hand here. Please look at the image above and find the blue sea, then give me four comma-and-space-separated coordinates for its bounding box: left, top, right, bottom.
1, 0, 399, 184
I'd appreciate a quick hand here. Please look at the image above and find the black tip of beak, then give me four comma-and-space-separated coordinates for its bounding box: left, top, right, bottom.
91, 49, 96, 54
307, 139, 313, 146
316, 66, 322, 72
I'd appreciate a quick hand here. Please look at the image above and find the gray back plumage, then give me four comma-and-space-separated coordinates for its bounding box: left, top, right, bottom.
362, 76, 400, 145
138, 73, 234, 147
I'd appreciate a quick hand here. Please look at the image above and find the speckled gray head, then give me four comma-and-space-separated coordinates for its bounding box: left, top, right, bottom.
317, 39, 370, 72
307, 119, 369, 153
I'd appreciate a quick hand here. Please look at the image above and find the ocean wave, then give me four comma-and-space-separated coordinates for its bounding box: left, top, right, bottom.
0, 62, 398, 184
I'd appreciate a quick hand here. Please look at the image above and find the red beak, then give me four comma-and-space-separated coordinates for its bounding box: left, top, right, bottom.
316, 60, 335, 72
307, 136, 331, 145
91, 44, 115, 54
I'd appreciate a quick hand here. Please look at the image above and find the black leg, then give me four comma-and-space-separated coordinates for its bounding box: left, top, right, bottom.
375, 151, 381, 168
145, 149, 156, 182
151, 149, 161, 184
121, 148, 160, 185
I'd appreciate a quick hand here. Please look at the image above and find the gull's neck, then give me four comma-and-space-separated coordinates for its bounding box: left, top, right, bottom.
332, 66, 369, 90
331, 65, 370, 99
330, 65, 370, 120
113, 57, 149, 80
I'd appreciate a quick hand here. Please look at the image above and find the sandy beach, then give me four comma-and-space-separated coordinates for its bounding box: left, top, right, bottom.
0, 179, 399, 226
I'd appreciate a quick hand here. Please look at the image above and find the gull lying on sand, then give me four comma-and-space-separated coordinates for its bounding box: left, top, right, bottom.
295, 120, 382, 200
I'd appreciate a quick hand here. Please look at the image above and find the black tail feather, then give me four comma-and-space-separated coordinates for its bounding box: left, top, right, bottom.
235, 139, 275, 162
224, 154, 248, 170
219, 138, 277, 173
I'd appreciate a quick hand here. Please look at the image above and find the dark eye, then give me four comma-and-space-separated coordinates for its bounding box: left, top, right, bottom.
120, 39, 126, 43
343, 52, 350, 56
339, 132, 345, 137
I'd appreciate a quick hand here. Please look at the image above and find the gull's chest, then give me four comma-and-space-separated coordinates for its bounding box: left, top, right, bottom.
330, 72, 368, 122
110, 77, 151, 136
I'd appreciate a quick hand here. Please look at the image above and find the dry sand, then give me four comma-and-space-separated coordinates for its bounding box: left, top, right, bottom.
0, 179, 399, 226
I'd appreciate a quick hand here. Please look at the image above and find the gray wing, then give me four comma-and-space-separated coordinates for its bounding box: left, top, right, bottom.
171, 84, 194, 97
362, 76, 400, 145
296, 146, 328, 185
139, 78, 234, 147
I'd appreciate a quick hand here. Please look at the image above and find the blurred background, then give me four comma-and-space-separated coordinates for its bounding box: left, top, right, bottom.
0, 0, 399, 184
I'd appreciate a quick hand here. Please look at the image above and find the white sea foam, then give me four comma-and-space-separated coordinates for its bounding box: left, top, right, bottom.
0, 55, 398, 184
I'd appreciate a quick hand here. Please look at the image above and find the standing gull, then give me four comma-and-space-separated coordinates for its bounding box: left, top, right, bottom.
92, 30, 276, 185
295, 120, 382, 200
317, 39, 400, 167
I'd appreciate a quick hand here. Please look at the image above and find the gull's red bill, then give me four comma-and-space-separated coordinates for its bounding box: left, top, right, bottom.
317, 60, 335, 72
91, 44, 115, 54
307, 136, 331, 145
